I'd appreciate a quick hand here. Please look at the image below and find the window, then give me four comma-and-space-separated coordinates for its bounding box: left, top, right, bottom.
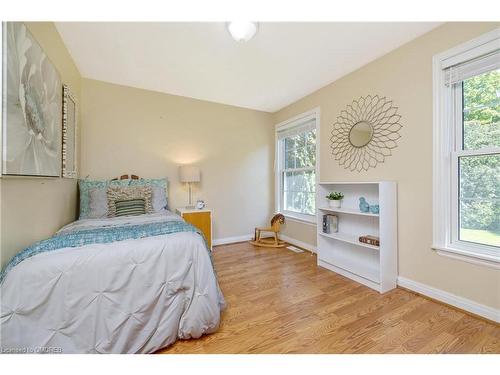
275, 110, 318, 223
433, 29, 499, 267
457, 70, 499, 248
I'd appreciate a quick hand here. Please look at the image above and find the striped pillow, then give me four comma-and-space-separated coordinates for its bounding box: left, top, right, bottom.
107, 186, 153, 217
115, 199, 146, 217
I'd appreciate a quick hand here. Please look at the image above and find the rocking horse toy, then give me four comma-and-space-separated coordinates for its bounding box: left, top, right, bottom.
249, 213, 286, 248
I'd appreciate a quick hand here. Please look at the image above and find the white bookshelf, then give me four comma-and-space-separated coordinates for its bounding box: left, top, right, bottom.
317, 181, 397, 293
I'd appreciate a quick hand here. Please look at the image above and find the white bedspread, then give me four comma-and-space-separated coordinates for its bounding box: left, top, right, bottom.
0, 212, 225, 353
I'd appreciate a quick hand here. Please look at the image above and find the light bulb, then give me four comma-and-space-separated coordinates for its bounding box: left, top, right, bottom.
227, 22, 258, 42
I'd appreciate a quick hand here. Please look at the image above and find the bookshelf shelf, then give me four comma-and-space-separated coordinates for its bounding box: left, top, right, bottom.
318, 206, 379, 217
318, 231, 380, 250
317, 181, 397, 293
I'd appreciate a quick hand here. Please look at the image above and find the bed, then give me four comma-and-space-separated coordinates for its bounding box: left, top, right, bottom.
0, 177, 225, 354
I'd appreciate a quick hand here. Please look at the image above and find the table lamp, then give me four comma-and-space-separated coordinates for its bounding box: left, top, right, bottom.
179, 165, 201, 208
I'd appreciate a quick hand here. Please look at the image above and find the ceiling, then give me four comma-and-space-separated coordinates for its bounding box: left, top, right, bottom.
56, 22, 440, 112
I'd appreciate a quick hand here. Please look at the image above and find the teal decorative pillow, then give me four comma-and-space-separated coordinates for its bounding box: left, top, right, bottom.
114, 199, 146, 217
78, 179, 130, 219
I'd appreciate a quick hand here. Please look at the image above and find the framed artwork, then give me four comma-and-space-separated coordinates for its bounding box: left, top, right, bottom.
2, 22, 62, 177
62, 84, 77, 178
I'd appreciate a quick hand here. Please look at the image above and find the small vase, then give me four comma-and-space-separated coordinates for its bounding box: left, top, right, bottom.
329, 200, 341, 209
359, 197, 370, 213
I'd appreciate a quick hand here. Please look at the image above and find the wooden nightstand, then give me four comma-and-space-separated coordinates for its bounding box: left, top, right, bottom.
176, 208, 212, 250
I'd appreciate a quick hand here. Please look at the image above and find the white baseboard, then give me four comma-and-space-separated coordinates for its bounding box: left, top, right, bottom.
212, 233, 317, 254
280, 234, 317, 253
397, 276, 500, 323
212, 234, 253, 246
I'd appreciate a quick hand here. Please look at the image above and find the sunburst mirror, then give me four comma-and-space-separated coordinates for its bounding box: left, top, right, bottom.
330, 95, 402, 172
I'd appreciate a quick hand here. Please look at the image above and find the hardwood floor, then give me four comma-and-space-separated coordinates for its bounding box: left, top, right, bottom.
160, 242, 500, 354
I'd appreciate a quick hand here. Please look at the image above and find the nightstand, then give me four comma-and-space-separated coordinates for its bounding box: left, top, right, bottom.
176, 208, 212, 250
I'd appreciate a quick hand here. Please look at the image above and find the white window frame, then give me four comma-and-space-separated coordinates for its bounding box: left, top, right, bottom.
275, 108, 320, 224
432, 28, 500, 269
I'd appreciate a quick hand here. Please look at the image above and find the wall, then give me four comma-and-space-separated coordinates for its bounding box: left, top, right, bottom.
81, 78, 274, 241
273, 22, 500, 311
1, 22, 81, 268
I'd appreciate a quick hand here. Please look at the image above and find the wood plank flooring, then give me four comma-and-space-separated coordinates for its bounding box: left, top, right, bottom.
160, 242, 500, 354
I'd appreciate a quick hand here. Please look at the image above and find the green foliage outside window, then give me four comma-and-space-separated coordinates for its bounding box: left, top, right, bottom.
283, 129, 316, 215
460, 69, 499, 246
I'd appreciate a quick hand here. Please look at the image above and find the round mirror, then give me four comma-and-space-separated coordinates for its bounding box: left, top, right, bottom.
349, 121, 373, 148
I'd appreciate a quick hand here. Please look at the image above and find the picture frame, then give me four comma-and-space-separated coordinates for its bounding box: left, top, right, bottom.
2, 22, 62, 177
62, 84, 77, 178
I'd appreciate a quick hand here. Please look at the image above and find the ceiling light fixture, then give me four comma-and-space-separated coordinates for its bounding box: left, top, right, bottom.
227, 22, 258, 42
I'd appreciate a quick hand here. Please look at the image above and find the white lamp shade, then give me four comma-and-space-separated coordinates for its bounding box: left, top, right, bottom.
179, 165, 201, 183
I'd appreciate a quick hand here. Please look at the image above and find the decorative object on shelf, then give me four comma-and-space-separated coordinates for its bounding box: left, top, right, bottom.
62, 84, 78, 178
322, 214, 338, 234
330, 95, 402, 172
250, 214, 286, 248
322, 215, 329, 233
359, 197, 370, 213
326, 191, 344, 208
196, 199, 206, 210
3, 22, 62, 177
179, 165, 201, 208
369, 204, 380, 214
359, 235, 380, 247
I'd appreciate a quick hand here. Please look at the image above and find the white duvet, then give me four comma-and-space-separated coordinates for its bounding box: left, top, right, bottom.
0, 212, 225, 353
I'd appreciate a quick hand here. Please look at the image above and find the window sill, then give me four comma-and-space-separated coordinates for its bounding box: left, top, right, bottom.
281, 212, 317, 226
433, 245, 500, 269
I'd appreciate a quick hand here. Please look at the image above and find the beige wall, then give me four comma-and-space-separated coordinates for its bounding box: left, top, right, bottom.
273, 22, 500, 310
81, 78, 274, 241
1, 22, 81, 268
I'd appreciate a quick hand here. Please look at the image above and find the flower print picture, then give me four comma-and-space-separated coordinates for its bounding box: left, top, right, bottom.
3, 22, 62, 176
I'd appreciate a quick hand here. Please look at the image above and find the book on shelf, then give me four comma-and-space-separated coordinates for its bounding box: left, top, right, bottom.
359, 235, 380, 246
322, 214, 338, 233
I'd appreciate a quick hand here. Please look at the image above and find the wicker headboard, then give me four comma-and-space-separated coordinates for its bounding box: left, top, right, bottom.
112, 174, 140, 181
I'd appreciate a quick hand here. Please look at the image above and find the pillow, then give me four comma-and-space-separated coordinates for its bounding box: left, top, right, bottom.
78, 179, 129, 219
87, 188, 108, 219
114, 199, 146, 217
151, 186, 168, 212
107, 185, 153, 217
79, 177, 169, 218
129, 178, 169, 211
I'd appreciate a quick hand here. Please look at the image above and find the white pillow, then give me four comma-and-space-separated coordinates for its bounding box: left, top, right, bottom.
87, 188, 108, 219
151, 186, 168, 212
